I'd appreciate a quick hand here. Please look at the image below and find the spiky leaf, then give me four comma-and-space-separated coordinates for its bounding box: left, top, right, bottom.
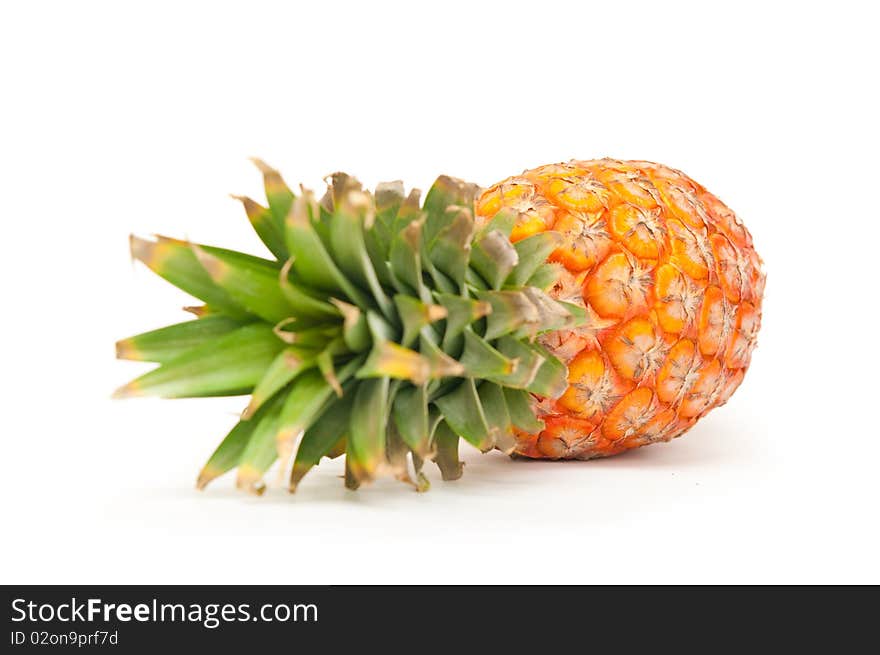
392, 384, 431, 458
434, 378, 493, 452
504, 387, 545, 433
232, 195, 288, 261
114, 323, 284, 398
237, 396, 285, 494
116, 315, 249, 364
347, 377, 391, 484
508, 232, 563, 287
289, 388, 356, 492
196, 395, 282, 490
433, 421, 464, 481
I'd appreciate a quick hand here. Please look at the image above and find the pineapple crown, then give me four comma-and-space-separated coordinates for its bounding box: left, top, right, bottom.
115, 160, 586, 494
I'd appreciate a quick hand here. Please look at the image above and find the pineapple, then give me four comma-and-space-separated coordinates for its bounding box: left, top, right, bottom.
476, 159, 765, 460
115, 158, 764, 493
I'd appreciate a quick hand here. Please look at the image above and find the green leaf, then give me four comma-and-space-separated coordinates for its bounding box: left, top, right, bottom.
276, 356, 364, 449
434, 378, 493, 452
243, 347, 314, 419
527, 262, 563, 291
503, 387, 545, 433
392, 188, 422, 233
364, 230, 394, 287
515, 287, 577, 336
359, 341, 434, 385
478, 208, 517, 238
233, 195, 288, 261
236, 396, 285, 494
375, 180, 404, 215
356, 339, 464, 385
272, 322, 340, 350
389, 216, 429, 301
347, 377, 390, 483
386, 422, 416, 487
433, 293, 491, 345
464, 266, 489, 291
411, 455, 430, 492
508, 231, 563, 287
192, 245, 292, 323
129, 235, 247, 318
426, 207, 474, 286
523, 341, 569, 399
344, 455, 361, 490
289, 388, 356, 492
251, 158, 295, 230
113, 323, 284, 398
278, 259, 341, 321
422, 175, 480, 246
327, 436, 347, 459
432, 421, 463, 481
393, 295, 447, 347
373, 180, 405, 254
492, 336, 546, 390
365, 310, 397, 343
331, 298, 371, 352
477, 382, 516, 454
392, 384, 431, 458
420, 245, 457, 294
276, 369, 333, 445
459, 329, 518, 378
470, 229, 519, 290
317, 342, 345, 397
284, 192, 372, 307
196, 394, 282, 490
494, 338, 566, 398
322, 172, 363, 211
201, 242, 282, 269
116, 315, 249, 364
418, 333, 466, 378
559, 301, 588, 328
329, 190, 395, 318
479, 290, 540, 341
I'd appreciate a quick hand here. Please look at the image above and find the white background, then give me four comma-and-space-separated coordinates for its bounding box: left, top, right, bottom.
1, 1, 878, 584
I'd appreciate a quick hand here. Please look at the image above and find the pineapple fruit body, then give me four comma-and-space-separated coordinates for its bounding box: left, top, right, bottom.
476, 160, 765, 460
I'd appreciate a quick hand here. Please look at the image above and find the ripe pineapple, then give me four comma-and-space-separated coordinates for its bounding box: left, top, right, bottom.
476, 159, 765, 460
115, 158, 764, 493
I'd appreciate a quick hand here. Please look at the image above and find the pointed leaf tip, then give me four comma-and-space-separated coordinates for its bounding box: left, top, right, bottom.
115, 339, 138, 361
401, 216, 423, 248
427, 304, 448, 321
249, 157, 276, 175
232, 193, 289, 260
236, 464, 267, 495
317, 349, 344, 398
360, 341, 431, 385
347, 377, 391, 485
196, 465, 223, 491
339, 188, 375, 227
229, 193, 259, 213
111, 380, 141, 399
129, 234, 163, 267
135, 233, 193, 263
243, 349, 307, 419
272, 317, 297, 344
